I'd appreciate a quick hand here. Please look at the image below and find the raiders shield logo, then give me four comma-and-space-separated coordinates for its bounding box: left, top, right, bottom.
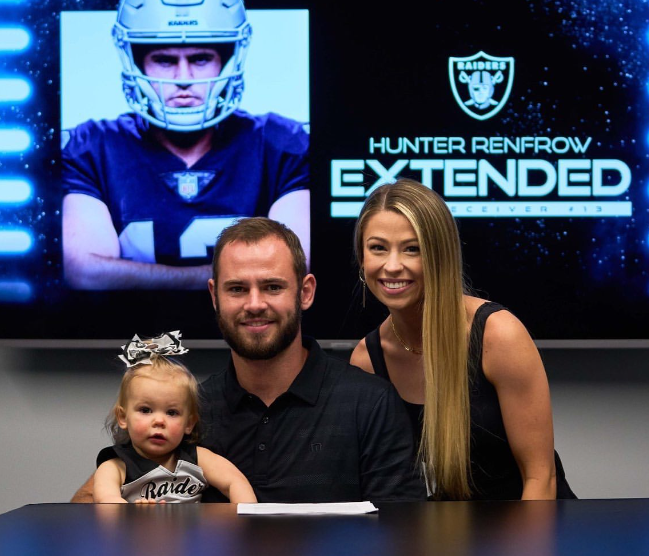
448, 51, 514, 121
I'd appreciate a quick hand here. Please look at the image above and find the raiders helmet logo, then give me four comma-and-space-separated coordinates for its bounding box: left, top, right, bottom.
448, 51, 514, 121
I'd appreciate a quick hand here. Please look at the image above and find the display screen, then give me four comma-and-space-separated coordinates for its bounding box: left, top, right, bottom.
0, 0, 647, 341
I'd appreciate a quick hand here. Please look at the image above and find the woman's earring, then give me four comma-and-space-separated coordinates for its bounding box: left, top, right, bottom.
359, 268, 366, 308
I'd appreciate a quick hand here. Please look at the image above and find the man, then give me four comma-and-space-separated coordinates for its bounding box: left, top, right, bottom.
200, 217, 424, 502
71, 218, 424, 503
62, 0, 309, 290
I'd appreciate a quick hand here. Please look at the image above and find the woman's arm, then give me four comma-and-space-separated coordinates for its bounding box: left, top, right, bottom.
482, 310, 557, 500
94, 459, 128, 503
196, 447, 257, 503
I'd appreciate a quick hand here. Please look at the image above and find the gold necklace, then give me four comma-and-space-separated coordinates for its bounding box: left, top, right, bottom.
390, 316, 423, 355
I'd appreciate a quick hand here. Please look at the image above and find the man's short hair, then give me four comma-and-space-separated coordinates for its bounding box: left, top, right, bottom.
212, 217, 307, 285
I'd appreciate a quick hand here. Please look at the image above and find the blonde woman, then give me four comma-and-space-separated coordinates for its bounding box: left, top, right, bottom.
351, 178, 575, 501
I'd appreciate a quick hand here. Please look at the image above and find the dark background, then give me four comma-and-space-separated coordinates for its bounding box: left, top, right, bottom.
0, 0, 647, 340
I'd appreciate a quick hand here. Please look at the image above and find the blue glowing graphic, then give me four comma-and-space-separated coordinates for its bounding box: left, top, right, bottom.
0, 179, 32, 204
332, 201, 633, 219
0, 27, 30, 52
0, 229, 33, 254
0, 281, 32, 303
0, 78, 30, 102
448, 51, 515, 121
0, 0, 645, 341
0, 129, 31, 152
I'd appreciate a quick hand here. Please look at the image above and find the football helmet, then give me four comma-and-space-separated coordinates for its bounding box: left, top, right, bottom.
113, 0, 252, 132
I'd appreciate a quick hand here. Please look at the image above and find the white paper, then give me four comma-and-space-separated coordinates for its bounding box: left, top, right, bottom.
237, 501, 378, 515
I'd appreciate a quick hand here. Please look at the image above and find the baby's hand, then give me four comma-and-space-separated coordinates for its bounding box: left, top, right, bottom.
135, 499, 167, 504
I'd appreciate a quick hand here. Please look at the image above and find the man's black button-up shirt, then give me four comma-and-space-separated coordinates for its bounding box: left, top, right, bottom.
199, 337, 426, 503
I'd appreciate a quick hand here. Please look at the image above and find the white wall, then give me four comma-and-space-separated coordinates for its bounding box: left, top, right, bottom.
1, 346, 647, 514
1, 349, 115, 510
552, 383, 649, 498
542, 347, 649, 499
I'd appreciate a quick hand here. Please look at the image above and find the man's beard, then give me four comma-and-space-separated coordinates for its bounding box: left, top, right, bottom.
217, 297, 302, 361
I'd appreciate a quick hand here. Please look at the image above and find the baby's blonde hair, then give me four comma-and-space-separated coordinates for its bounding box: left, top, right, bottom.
107, 354, 200, 445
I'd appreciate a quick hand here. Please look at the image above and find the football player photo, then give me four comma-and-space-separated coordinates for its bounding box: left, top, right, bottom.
61, 0, 309, 290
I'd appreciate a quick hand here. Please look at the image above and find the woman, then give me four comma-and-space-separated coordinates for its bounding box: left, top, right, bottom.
351, 178, 575, 500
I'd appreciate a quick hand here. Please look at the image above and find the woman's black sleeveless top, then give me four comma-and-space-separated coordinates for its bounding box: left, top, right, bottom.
364, 301, 576, 500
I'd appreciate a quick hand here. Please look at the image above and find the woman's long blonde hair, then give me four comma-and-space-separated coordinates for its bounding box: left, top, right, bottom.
354, 178, 471, 499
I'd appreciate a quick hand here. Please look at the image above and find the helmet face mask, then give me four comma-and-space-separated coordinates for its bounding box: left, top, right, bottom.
113, 0, 251, 132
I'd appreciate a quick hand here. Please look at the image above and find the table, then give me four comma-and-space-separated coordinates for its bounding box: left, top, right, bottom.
1, 500, 648, 556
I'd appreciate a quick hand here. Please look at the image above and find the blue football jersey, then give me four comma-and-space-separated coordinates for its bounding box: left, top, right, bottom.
62, 111, 309, 266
